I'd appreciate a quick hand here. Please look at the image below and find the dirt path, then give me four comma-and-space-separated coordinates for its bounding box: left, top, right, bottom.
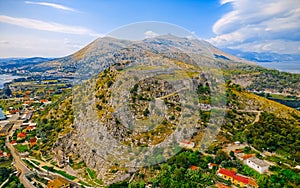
236, 109, 262, 124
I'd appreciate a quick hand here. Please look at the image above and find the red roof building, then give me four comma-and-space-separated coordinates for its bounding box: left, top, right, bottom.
10, 140, 17, 145
233, 174, 248, 184
218, 168, 258, 188
190, 165, 198, 170
17, 132, 26, 138
234, 149, 243, 153
208, 162, 218, 169
26, 126, 35, 131
218, 168, 236, 177
40, 99, 48, 103
242, 154, 253, 160
30, 137, 37, 147
9, 109, 20, 114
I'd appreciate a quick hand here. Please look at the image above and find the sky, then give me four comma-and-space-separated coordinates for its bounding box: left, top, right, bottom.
0, 0, 299, 58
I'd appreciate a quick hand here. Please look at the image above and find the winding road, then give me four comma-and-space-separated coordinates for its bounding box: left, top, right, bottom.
5, 115, 34, 188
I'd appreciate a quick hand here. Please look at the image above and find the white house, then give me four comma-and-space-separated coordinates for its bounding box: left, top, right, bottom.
246, 157, 270, 174
179, 140, 195, 149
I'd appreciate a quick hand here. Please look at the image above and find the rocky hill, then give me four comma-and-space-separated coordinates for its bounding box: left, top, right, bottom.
30, 35, 300, 186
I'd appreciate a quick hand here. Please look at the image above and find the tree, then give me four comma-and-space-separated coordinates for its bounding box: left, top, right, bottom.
215, 150, 229, 164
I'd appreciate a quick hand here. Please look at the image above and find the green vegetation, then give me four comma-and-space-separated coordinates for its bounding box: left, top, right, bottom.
86, 168, 96, 179
2, 175, 24, 188
0, 167, 14, 184
33, 94, 73, 154
42, 165, 76, 180
14, 144, 29, 153
245, 112, 300, 162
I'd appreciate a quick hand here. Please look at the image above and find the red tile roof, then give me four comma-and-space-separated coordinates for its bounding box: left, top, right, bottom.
234, 149, 243, 153
40, 99, 48, 103
248, 178, 258, 187
190, 165, 198, 170
209, 163, 218, 167
11, 140, 17, 144
218, 168, 236, 177
26, 126, 35, 131
242, 154, 253, 160
17, 132, 26, 138
234, 175, 249, 184
9, 110, 20, 114
30, 137, 37, 143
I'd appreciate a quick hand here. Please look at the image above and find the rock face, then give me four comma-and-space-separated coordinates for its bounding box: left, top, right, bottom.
55, 131, 132, 185
51, 35, 242, 185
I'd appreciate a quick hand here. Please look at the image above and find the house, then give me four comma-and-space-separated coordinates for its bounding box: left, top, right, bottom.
47, 176, 70, 188
179, 140, 195, 149
217, 168, 258, 188
234, 149, 243, 153
145, 183, 152, 188
217, 168, 235, 182
29, 122, 37, 127
242, 154, 254, 161
10, 140, 17, 145
190, 165, 198, 170
30, 137, 37, 147
9, 109, 20, 115
21, 122, 30, 127
21, 111, 32, 120
17, 132, 26, 139
246, 157, 270, 174
26, 126, 35, 131
208, 163, 218, 169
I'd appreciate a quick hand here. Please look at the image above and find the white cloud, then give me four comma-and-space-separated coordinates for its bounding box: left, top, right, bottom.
209, 0, 300, 54
144, 30, 159, 38
25, 1, 76, 12
0, 15, 100, 37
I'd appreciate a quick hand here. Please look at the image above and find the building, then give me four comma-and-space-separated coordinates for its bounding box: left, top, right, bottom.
217, 168, 258, 188
246, 157, 270, 174
30, 137, 37, 147
10, 140, 17, 145
17, 132, 26, 139
190, 165, 198, 170
208, 163, 218, 169
217, 168, 235, 182
179, 140, 195, 149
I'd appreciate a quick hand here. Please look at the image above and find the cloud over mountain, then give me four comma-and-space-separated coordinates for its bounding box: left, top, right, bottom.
209, 0, 300, 54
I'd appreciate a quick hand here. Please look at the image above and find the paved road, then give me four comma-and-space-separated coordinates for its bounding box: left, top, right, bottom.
5, 115, 34, 188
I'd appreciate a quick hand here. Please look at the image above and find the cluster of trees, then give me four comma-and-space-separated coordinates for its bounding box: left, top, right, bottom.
247, 67, 300, 94
34, 95, 73, 154
244, 112, 300, 162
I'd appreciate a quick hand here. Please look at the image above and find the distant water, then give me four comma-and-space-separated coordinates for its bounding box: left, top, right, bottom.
0, 74, 22, 89
257, 61, 300, 74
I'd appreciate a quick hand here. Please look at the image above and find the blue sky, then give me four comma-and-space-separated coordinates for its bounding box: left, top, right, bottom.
0, 0, 299, 58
